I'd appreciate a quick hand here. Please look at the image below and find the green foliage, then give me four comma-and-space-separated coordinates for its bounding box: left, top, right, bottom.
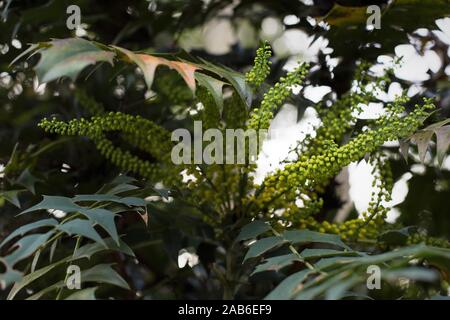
0, 176, 143, 298
240, 221, 450, 300
1, 6, 450, 299
322, 0, 450, 58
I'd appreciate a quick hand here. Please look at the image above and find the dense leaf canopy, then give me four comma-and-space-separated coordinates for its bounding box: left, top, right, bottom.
0, 0, 450, 300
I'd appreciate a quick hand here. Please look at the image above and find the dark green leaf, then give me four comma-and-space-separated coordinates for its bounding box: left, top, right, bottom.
430, 295, 450, 300
81, 264, 129, 290
20, 195, 81, 215
325, 275, 362, 300
7, 238, 134, 299
237, 220, 271, 241
197, 58, 252, 107
0, 190, 23, 208
294, 272, 351, 300
7, 258, 67, 299
73, 194, 146, 207
71, 237, 135, 261
105, 183, 139, 195
382, 267, 439, 283
195, 72, 226, 114
283, 230, 350, 250
15, 168, 42, 194
4, 232, 54, 267
300, 248, 358, 260
21, 196, 120, 244
378, 226, 416, 246
0, 218, 58, 248
264, 269, 312, 300
252, 254, 301, 275
30, 250, 41, 273
57, 220, 105, 246
81, 208, 119, 244
243, 236, 286, 261
26, 281, 63, 300
0, 270, 22, 291
34, 38, 115, 83
65, 287, 97, 300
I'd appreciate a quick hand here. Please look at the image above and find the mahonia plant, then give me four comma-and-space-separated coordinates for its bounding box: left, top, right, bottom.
3, 39, 450, 299
35, 41, 450, 249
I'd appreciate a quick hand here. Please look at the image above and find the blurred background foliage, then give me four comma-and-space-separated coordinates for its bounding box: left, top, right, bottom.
0, 0, 449, 299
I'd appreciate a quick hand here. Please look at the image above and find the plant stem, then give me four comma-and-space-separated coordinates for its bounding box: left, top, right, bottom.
55, 236, 82, 300
223, 241, 237, 300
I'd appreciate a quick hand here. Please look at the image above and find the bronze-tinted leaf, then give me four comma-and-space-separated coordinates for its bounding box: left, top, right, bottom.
435, 125, 450, 166
399, 139, 410, 162
411, 130, 433, 163
113, 46, 199, 93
